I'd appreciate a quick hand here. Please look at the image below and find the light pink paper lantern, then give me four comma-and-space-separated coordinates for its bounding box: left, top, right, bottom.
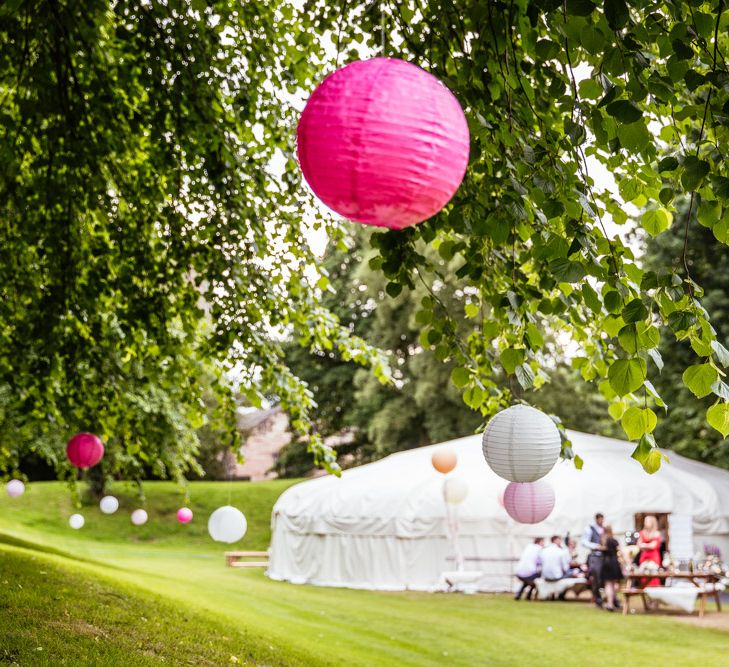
131, 509, 148, 526
6, 479, 25, 498
503, 480, 555, 524
297, 58, 470, 230
66, 432, 104, 469
177, 507, 193, 524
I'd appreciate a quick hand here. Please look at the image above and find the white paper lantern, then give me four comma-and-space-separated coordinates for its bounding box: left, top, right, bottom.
69, 513, 85, 530
5, 479, 25, 498
131, 509, 148, 526
99, 495, 119, 514
208, 505, 247, 544
443, 477, 469, 505
482, 405, 561, 482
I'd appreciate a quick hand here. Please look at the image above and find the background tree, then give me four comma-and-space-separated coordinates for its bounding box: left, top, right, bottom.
277, 229, 481, 476
3, 1, 729, 484
0, 1, 387, 488
643, 215, 729, 468
318, 0, 729, 473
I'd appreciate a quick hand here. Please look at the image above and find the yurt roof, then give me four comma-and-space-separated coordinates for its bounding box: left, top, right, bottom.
272, 430, 729, 539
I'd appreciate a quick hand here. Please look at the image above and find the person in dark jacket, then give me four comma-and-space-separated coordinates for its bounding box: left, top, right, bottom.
581, 512, 605, 607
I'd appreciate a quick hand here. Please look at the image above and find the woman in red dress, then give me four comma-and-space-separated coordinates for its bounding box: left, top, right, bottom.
637, 515, 663, 587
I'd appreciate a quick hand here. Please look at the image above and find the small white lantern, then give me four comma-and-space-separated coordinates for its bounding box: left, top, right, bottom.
443, 477, 468, 505
69, 513, 85, 530
208, 505, 247, 544
131, 509, 148, 526
482, 405, 561, 482
5, 479, 25, 498
99, 495, 119, 514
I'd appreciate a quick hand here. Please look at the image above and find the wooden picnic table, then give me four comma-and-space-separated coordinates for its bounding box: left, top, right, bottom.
622, 571, 723, 617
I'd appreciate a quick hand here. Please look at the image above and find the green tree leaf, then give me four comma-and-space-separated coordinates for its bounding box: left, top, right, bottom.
682, 364, 719, 398
707, 403, 729, 437
451, 367, 470, 389
606, 100, 643, 124
621, 406, 657, 440
622, 298, 648, 323
500, 348, 525, 374
642, 208, 672, 236
642, 448, 663, 474
682, 156, 710, 191
608, 358, 646, 396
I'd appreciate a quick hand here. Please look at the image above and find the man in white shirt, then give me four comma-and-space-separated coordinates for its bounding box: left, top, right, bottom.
541, 535, 570, 581
514, 537, 544, 600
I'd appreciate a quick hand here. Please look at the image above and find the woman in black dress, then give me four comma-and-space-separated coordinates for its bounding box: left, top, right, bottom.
600, 526, 624, 611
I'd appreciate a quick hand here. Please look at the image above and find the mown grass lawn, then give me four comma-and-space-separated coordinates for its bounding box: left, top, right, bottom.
2, 481, 729, 666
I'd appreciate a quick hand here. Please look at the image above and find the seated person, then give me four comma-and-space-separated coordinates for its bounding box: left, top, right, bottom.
541, 535, 569, 582
514, 537, 544, 600
565, 537, 586, 578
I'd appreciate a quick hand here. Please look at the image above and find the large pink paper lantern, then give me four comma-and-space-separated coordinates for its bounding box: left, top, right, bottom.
66, 432, 104, 469
297, 58, 470, 230
503, 480, 555, 524
177, 507, 193, 524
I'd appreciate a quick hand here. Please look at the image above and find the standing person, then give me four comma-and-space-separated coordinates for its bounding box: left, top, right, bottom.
514, 537, 544, 601
581, 512, 605, 607
637, 515, 663, 587
541, 536, 569, 581
600, 526, 623, 611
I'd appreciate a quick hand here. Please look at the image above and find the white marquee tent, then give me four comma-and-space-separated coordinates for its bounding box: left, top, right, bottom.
267, 431, 729, 592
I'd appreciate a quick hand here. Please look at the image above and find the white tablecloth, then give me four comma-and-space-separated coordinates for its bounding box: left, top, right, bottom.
535, 577, 588, 600
643, 586, 699, 613
643, 582, 725, 613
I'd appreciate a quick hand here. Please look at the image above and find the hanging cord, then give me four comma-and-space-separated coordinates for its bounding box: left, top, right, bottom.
334, 0, 344, 67
227, 448, 233, 506
380, 1, 386, 55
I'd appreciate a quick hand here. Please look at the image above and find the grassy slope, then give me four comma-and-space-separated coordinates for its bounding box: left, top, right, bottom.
0, 546, 306, 667
2, 481, 729, 666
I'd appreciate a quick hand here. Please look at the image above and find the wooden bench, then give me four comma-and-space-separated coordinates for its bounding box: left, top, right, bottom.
622, 588, 650, 615
622, 584, 722, 617
225, 550, 269, 568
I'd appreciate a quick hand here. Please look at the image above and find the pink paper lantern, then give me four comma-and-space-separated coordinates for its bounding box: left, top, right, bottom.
6, 479, 25, 498
177, 507, 193, 524
66, 432, 105, 469
297, 57, 470, 230
503, 480, 555, 524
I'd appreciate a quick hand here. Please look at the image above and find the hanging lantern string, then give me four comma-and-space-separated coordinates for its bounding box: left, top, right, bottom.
334, 0, 344, 68
227, 449, 233, 506
380, 1, 386, 55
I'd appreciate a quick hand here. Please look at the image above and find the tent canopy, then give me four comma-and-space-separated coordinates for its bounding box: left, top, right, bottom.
268, 430, 729, 591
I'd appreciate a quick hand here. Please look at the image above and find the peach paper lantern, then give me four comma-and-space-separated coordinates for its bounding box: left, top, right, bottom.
297, 57, 470, 230
66, 432, 105, 469
431, 448, 457, 474
503, 480, 555, 524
